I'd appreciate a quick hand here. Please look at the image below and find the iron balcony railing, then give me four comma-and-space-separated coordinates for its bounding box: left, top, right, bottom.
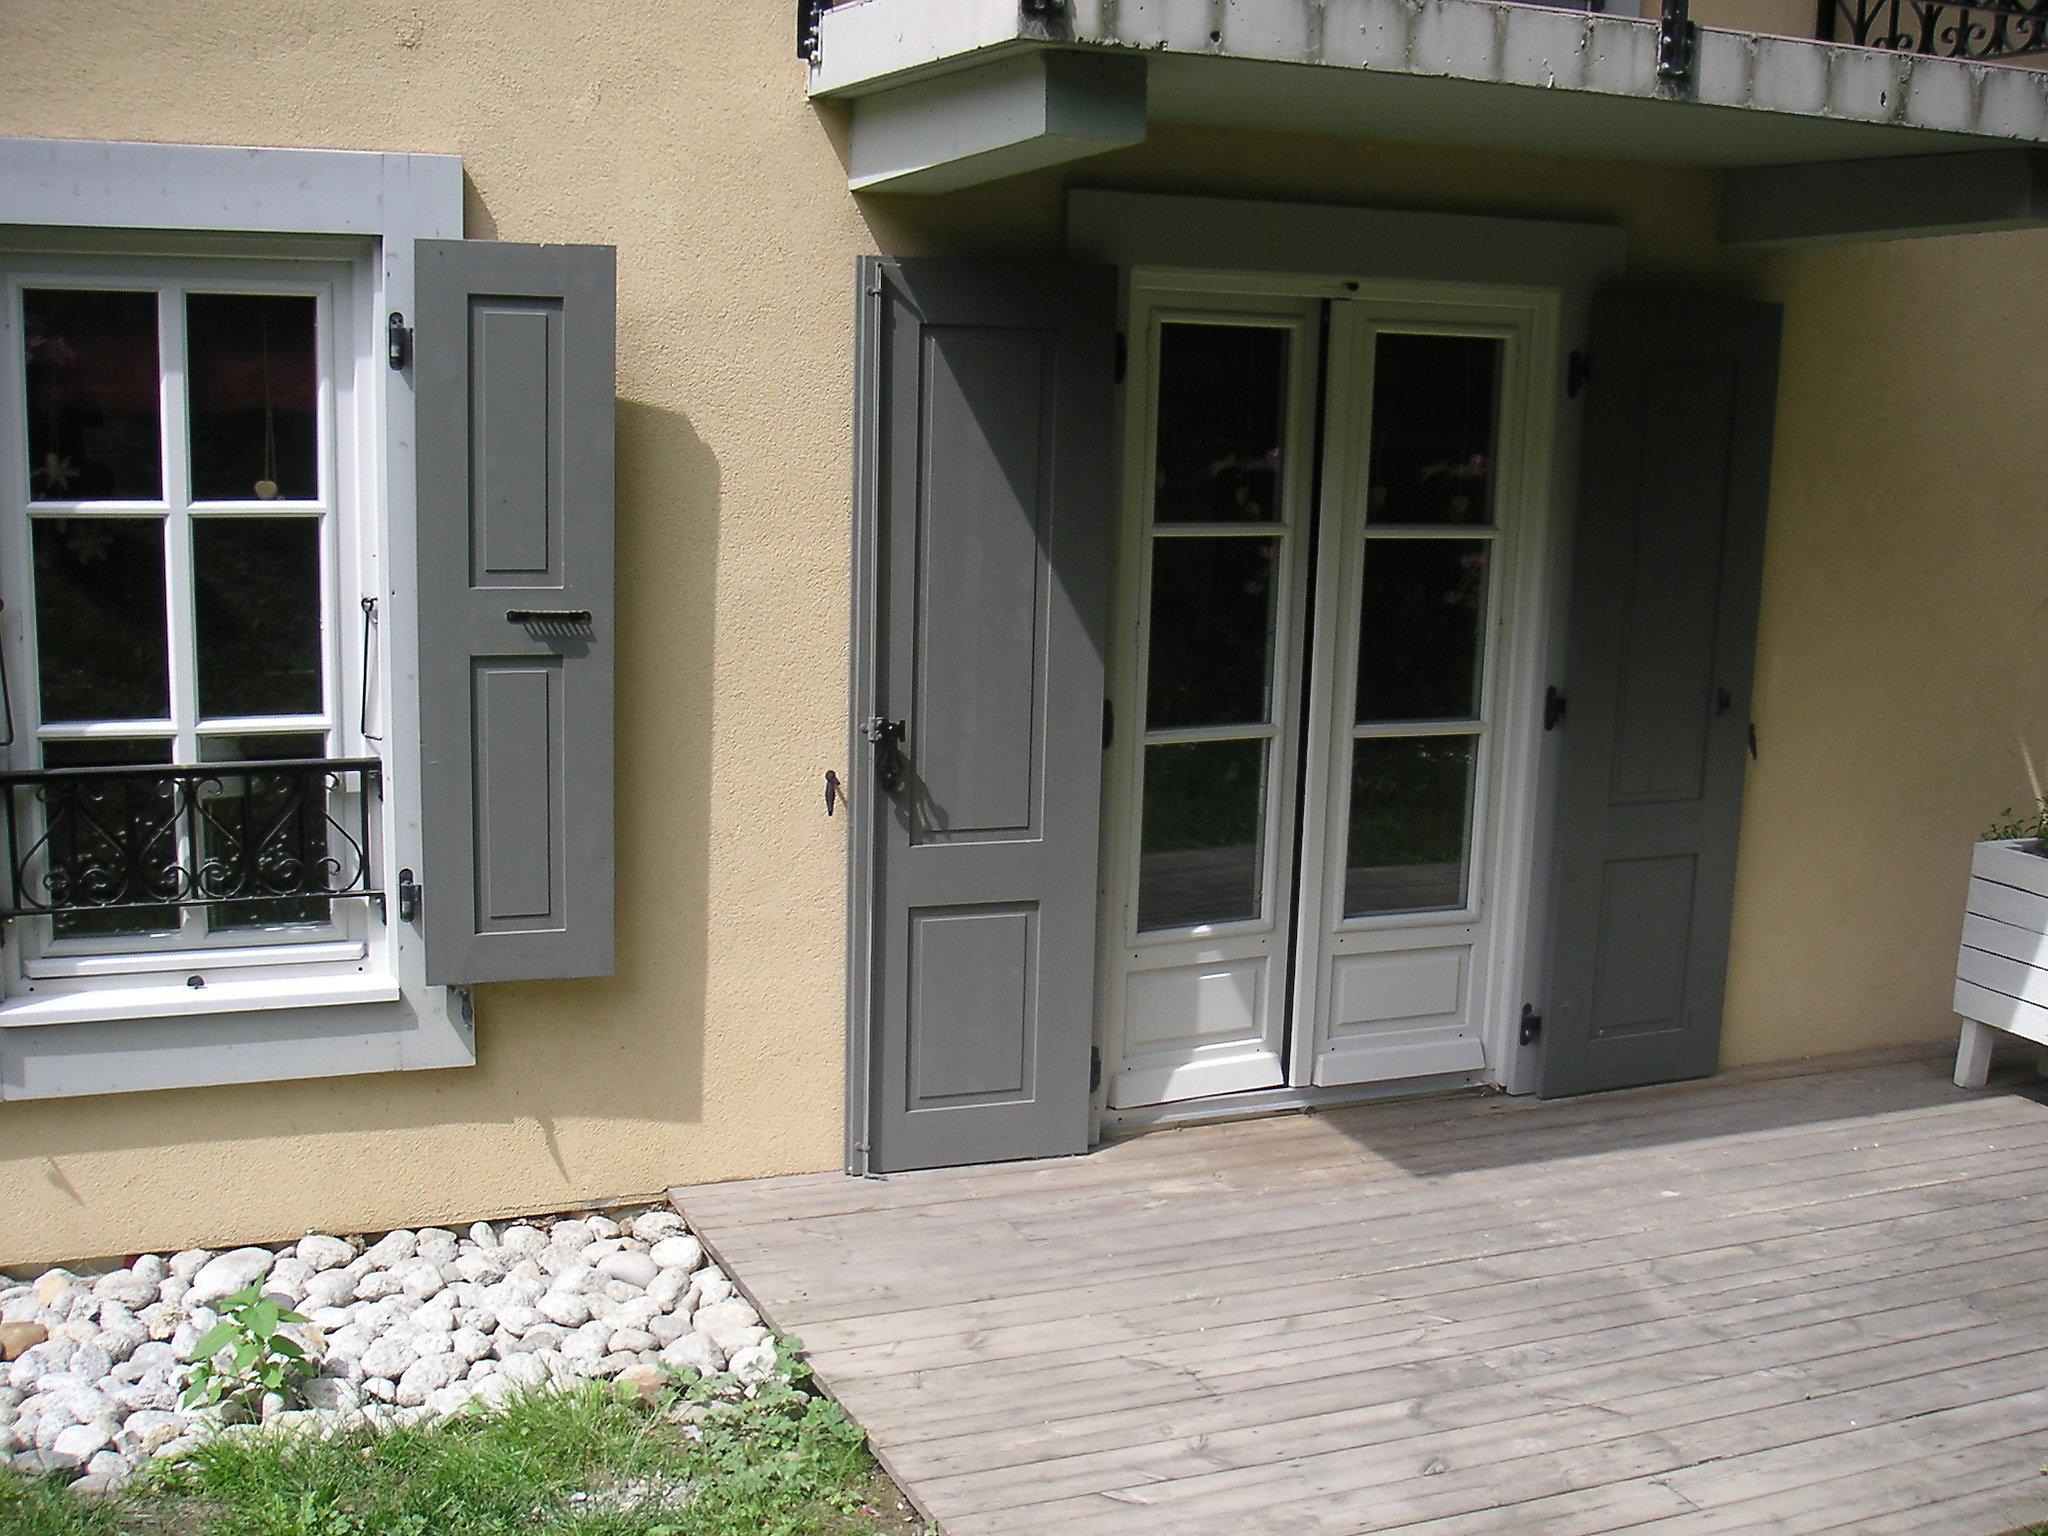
1820, 0, 2048, 56
0, 757, 383, 925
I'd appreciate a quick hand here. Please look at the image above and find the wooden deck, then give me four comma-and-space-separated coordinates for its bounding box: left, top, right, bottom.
674, 1051, 2048, 1535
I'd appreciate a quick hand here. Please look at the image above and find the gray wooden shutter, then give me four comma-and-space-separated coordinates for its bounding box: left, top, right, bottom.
413, 240, 616, 985
853, 258, 1117, 1173
1540, 291, 1782, 1097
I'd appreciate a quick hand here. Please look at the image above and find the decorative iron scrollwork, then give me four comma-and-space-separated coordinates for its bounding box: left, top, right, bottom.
1822, 0, 2048, 58
0, 758, 383, 922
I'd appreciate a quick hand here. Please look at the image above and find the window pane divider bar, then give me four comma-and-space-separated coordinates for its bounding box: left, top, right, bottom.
1352, 719, 1485, 739
195, 715, 333, 736
35, 721, 177, 739
1148, 522, 1288, 539
1142, 722, 1279, 747
1360, 524, 1500, 540
23, 501, 172, 517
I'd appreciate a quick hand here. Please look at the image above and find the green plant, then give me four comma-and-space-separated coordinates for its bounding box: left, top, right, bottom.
180, 1283, 315, 1413
1985, 798, 2048, 849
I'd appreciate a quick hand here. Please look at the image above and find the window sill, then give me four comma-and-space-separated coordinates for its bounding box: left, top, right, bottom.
0, 972, 401, 1029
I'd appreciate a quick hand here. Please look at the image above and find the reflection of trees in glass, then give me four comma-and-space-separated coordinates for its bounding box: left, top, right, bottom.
1347, 739, 1472, 870
1146, 538, 1276, 730
1154, 325, 1287, 524
24, 289, 164, 501
194, 520, 323, 718
1142, 739, 1265, 854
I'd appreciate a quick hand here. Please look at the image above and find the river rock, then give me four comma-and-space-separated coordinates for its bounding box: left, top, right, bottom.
0, 1323, 48, 1362
658, 1332, 724, 1379
294, 1234, 354, 1272
596, 1250, 659, 1289
189, 1248, 276, 1306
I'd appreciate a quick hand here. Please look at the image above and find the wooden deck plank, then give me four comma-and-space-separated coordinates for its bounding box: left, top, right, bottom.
673, 1055, 2048, 1536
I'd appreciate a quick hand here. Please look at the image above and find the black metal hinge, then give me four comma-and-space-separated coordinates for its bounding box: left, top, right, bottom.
1567, 350, 1591, 398
1544, 685, 1568, 731
1102, 699, 1115, 750
386, 313, 412, 371
1114, 332, 1128, 385
1520, 1005, 1543, 1047
797, 0, 826, 60
397, 869, 422, 924
1090, 1046, 1102, 1093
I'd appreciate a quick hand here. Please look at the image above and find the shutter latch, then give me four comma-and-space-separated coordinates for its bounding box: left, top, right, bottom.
397, 869, 422, 924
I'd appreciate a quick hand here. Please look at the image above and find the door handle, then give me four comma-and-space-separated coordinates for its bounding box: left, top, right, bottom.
865, 717, 907, 794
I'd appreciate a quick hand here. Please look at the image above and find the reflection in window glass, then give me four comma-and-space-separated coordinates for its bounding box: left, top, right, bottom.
198, 733, 332, 931
193, 517, 323, 718
1355, 540, 1488, 724
1344, 736, 1476, 917
30, 518, 171, 723
1146, 537, 1278, 730
1154, 325, 1286, 524
1138, 739, 1266, 931
39, 739, 179, 940
1367, 334, 1501, 527
186, 294, 319, 502
23, 289, 163, 502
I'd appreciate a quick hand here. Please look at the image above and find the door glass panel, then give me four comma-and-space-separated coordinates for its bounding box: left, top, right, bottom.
30, 517, 171, 723
1154, 324, 1286, 524
1139, 739, 1266, 931
22, 289, 163, 503
1344, 735, 1476, 917
1146, 537, 1279, 729
186, 294, 319, 502
198, 733, 332, 932
1367, 334, 1501, 527
1355, 539, 1489, 723
192, 516, 323, 718
39, 738, 179, 940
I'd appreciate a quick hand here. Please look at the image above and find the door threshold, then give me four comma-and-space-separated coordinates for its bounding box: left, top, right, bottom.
1097, 1069, 1494, 1140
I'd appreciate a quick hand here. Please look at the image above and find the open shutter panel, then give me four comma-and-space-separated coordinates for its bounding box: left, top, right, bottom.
413, 240, 617, 985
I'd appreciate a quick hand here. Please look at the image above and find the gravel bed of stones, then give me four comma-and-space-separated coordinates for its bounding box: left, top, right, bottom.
0, 1205, 776, 1493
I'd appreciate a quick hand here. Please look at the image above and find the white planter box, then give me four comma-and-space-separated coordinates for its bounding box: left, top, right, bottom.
1953, 837, 2048, 1087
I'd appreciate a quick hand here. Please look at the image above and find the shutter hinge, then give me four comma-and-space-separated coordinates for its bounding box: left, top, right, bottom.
1657, 0, 1697, 80
798, 0, 826, 61
1544, 685, 1568, 731
387, 312, 412, 371
396, 868, 422, 924
1102, 699, 1114, 750
1114, 332, 1128, 385
1090, 1046, 1102, 1093
1567, 350, 1590, 398
1520, 1005, 1543, 1047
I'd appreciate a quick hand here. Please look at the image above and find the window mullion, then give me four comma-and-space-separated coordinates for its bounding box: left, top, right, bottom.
157, 287, 206, 945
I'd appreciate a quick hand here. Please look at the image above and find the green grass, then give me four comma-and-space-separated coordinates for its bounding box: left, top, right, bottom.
0, 1375, 927, 1536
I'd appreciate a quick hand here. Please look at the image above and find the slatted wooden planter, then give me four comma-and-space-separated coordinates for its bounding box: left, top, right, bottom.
1954, 837, 2048, 1087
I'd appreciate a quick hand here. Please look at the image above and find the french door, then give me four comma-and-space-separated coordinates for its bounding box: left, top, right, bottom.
1101, 281, 1548, 1110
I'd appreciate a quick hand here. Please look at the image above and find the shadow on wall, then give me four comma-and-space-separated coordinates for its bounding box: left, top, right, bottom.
1, 397, 724, 1253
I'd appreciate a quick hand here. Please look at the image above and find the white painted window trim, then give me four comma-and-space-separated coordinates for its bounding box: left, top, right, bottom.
1070, 189, 1627, 1117
0, 137, 472, 1101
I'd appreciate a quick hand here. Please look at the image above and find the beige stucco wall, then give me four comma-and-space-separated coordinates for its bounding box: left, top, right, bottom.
0, 4, 2039, 1265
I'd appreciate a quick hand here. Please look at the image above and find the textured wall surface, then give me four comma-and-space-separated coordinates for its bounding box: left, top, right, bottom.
0, 3, 2039, 1264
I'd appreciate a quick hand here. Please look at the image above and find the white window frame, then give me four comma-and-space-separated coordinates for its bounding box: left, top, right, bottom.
0, 138, 472, 1100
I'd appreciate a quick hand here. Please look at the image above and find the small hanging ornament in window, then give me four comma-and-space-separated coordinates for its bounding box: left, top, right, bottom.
254, 299, 280, 500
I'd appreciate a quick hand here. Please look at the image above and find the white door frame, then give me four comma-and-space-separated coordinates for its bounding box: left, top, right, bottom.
1069, 191, 1627, 1131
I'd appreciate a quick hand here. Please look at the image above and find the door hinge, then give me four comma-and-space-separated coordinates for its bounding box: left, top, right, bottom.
396, 868, 422, 924
1567, 350, 1591, 398
1114, 332, 1128, 385
1520, 1005, 1543, 1047
1102, 698, 1114, 750
386, 312, 412, 371
1090, 1046, 1102, 1093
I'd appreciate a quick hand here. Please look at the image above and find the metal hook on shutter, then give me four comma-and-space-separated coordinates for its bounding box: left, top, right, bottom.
0, 600, 15, 750
359, 596, 383, 743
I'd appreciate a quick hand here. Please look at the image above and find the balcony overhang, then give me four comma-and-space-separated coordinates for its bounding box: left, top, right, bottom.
810, 0, 2048, 240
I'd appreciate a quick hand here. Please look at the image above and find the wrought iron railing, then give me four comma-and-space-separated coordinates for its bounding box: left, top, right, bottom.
1819, 0, 2048, 56
0, 758, 383, 924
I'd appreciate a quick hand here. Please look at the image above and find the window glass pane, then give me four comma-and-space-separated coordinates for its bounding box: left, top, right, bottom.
193, 517, 323, 718
1367, 334, 1501, 527
1138, 739, 1266, 932
1355, 539, 1489, 724
37, 739, 179, 940
198, 733, 333, 932
1344, 736, 1476, 917
22, 289, 163, 502
1154, 324, 1286, 524
186, 293, 319, 502
1146, 537, 1279, 730
31, 517, 171, 723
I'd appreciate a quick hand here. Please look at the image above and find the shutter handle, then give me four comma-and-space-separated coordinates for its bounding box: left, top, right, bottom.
506, 608, 594, 626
